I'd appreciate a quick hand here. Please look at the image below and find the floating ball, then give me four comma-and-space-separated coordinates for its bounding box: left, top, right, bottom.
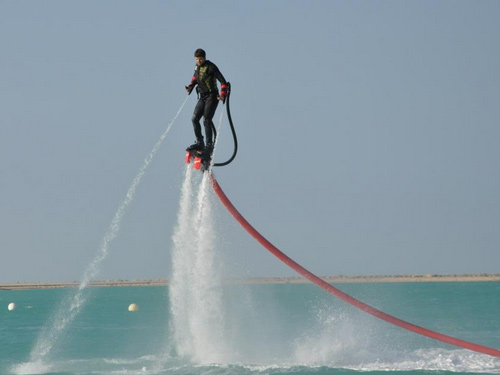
128, 303, 139, 312
8, 302, 16, 311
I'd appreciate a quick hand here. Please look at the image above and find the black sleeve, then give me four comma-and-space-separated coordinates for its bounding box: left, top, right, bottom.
210, 62, 227, 85
188, 67, 197, 86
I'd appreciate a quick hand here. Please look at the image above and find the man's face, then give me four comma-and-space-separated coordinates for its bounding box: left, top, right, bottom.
195, 56, 206, 66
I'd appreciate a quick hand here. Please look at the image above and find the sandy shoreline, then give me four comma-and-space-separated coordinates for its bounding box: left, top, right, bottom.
1, 274, 500, 290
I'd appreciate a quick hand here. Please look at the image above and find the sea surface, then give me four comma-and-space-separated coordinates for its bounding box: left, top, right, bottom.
1, 282, 500, 375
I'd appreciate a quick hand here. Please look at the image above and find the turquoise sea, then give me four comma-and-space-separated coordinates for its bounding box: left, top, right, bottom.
1, 282, 500, 375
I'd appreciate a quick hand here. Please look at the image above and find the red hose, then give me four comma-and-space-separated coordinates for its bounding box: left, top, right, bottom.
210, 173, 500, 357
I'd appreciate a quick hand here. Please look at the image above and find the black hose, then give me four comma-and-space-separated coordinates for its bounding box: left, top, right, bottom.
212, 82, 238, 167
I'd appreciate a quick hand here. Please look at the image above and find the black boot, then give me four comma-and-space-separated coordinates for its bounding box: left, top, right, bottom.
204, 142, 214, 157
186, 138, 204, 151
200, 143, 214, 171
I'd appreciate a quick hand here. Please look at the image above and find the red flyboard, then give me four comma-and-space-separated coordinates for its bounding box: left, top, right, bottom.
193, 156, 202, 170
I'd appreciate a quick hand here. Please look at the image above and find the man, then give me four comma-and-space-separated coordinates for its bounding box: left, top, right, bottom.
185, 49, 228, 156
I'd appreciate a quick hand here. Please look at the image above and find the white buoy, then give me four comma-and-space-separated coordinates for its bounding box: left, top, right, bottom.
128, 303, 139, 312
8, 302, 16, 311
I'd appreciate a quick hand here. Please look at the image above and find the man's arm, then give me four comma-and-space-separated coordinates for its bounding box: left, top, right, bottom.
211, 63, 228, 99
185, 73, 197, 95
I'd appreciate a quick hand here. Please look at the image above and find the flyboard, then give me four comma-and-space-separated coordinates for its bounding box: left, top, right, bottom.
185, 146, 212, 171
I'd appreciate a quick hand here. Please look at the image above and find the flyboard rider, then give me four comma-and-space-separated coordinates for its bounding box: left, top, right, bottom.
185, 49, 228, 157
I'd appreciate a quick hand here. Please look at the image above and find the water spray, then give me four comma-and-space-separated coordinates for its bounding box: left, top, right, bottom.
169, 165, 228, 363
23, 97, 189, 369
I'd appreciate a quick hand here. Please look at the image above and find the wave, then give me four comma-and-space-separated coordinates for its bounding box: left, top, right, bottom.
9, 347, 500, 375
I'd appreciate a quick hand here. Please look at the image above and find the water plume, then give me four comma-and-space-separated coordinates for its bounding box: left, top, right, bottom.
169, 169, 228, 364
20, 97, 189, 370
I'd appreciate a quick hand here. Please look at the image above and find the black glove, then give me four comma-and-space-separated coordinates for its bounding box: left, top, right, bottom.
185, 85, 194, 95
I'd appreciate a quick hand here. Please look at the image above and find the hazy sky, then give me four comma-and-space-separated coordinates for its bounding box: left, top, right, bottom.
1, 1, 499, 283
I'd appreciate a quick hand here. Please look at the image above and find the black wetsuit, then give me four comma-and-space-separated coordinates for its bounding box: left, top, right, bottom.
187, 60, 227, 145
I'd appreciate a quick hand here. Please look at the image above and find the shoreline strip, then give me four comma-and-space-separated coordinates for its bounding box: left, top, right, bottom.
1, 274, 500, 290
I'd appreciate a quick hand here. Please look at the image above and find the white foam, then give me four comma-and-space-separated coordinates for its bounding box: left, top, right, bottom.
350, 348, 500, 373
291, 303, 500, 373
292, 302, 372, 363
10, 360, 52, 375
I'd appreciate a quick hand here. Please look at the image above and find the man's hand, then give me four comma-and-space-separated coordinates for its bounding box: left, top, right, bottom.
218, 92, 227, 102
185, 85, 194, 95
